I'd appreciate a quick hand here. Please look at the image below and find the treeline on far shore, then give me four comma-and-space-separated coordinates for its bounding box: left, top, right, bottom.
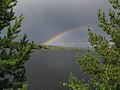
10, 41, 88, 50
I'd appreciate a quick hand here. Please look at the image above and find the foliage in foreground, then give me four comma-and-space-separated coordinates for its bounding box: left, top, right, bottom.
64, 0, 120, 90
0, 0, 33, 89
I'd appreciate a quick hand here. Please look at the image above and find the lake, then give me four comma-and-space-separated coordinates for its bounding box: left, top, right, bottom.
25, 50, 90, 90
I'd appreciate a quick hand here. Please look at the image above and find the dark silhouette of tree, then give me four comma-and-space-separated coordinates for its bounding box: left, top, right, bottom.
64, 0, 120, 90
0, 0, 33, 89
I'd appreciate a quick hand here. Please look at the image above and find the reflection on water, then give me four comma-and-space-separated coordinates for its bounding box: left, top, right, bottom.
25, 50, 90, 90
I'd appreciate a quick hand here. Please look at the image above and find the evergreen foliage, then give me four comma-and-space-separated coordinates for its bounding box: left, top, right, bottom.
64, 0, 120, 90
0, 0, 33, 89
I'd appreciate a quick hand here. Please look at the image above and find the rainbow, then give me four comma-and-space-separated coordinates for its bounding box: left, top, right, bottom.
43, 30, 72, 45
43, 24, 94, 45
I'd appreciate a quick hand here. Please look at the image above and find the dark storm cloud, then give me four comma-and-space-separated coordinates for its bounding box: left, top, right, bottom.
14, 0, 111, 47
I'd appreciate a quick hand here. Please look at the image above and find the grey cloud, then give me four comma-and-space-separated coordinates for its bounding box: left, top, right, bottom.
14, 0, 111, 47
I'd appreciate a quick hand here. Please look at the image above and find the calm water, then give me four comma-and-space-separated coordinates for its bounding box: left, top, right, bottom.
25, 50, 89, 90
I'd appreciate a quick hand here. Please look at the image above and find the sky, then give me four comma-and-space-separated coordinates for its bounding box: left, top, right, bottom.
14, 0, 111, 47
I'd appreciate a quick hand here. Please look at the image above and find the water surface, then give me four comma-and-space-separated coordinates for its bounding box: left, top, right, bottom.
25, 50, 89, 90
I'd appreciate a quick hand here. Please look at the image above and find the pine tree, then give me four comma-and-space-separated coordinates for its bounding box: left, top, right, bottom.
64, 0, 120, 90
0, 0, 33, 89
